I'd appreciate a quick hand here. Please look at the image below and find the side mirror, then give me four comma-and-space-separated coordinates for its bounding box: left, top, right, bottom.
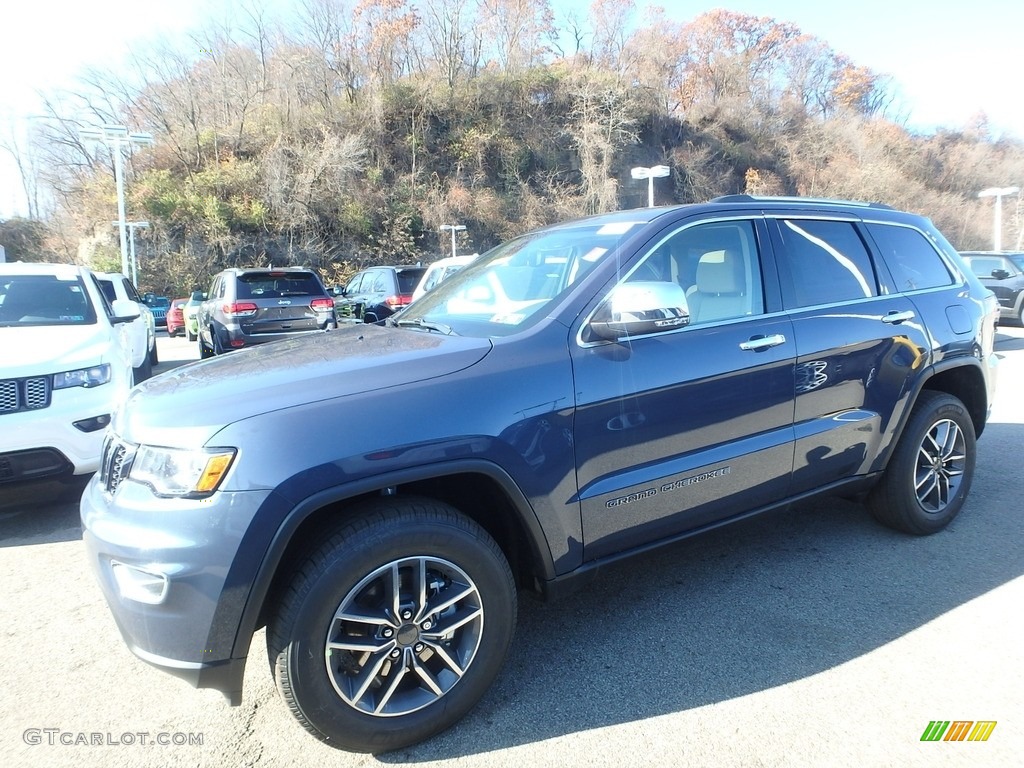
991, 269, 1011, 280
588, 281, 690, 342
110, 298, 141, 324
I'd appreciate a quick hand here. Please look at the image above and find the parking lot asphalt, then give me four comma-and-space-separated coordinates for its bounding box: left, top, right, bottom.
1, 328, 1022, 768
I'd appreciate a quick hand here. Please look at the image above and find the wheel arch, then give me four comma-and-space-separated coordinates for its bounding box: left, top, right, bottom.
918, 358, 990, 439
231, 460, 555, 663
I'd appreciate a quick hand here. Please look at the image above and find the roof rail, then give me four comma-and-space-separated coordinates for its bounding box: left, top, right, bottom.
711, 194, 894, 210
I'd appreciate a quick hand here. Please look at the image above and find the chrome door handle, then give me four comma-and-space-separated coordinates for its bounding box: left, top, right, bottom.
739, 334, 787, 351
881, 310, 915, 324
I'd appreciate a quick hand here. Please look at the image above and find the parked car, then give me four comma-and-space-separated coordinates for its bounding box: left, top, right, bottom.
334, 265, 427, 323
83, 196, 998, 754
142, 294, 170, 326
166, 298, 187, 337
1, 263, 139, 485
412, 254, 479, 302
95, 272, 158, 381
960, 251, 1024, 325
196, 267, 336, 357
182, 290, 205, 341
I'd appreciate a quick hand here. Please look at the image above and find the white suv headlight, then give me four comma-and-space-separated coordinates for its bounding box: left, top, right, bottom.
53, 364, 111, 389
130, 445, 236, 497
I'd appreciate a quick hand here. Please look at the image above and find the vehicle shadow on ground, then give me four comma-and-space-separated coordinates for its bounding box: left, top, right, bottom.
0, 476, 88, 547
386, 421, 1024, 762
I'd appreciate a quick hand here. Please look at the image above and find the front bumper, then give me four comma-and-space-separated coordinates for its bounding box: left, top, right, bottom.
1, 381, 126, 478
80, 473, 272, 699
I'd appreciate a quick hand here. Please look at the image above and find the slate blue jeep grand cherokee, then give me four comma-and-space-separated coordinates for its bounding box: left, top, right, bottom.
82, 196, 998, 753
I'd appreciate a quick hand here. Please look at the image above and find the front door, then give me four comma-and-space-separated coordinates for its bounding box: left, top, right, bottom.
571, 217, 797, 560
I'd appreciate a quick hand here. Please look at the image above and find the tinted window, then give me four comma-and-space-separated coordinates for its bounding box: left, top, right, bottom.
965, 256, 1011, 277
867, 223, 953, 291
777, 219, 877, 307
626, 219, 765, 326
396, 268, 427, 293
235, 272, 323, 299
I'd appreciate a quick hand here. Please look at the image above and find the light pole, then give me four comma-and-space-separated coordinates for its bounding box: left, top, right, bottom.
978, 186, 1020, 251
631, 165, 671, 208
81, 124, 154, 276
439, 224, 466, 258
112, 220, 149, 285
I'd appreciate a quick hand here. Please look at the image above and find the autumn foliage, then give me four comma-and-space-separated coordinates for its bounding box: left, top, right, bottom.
6, 2, 1022, 295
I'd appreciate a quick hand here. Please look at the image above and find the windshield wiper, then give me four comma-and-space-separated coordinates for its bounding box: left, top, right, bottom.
393, 317, 455, 335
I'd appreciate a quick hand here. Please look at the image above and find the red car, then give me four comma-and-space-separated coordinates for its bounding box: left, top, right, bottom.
166, 297, 187, 337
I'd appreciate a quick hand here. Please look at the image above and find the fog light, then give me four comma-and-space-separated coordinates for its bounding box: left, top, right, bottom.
111, 561, 169, 605
73, 414, 111, 433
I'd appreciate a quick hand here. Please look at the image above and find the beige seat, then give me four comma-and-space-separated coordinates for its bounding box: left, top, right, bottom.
686, 250, 747, 324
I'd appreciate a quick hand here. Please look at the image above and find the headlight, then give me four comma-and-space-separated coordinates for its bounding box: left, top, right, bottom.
129, 445, 236, 497
53, 363, 111, 389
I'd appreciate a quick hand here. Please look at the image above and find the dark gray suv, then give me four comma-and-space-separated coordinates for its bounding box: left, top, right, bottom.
82, 196, 999, 753
961, 251, 1024, 325
197, 267, 336, 356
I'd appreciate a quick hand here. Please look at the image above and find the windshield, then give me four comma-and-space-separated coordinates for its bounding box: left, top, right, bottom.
0, 274, 98, 327
397, 220, 641, 337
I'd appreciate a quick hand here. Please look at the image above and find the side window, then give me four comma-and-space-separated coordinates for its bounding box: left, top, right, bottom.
121, 278, 142, 302
626, 219, 765, 326
370, 271, 389, 293
866, 223, 954, 292
776, 219, 877, 308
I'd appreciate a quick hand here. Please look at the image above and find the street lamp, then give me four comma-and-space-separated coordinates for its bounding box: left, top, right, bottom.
112, 220, 149, 285
978, 186, 1020, 251
81, 124, 154, 276
631, 165, 671, 208
439, 224, 466, 258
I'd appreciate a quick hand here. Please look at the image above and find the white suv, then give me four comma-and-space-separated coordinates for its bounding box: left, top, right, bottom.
95, 272, 158, 381
0, 263, 139, 483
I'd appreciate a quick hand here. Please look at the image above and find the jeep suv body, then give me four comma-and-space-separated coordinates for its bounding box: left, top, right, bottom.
1, 263, 139, 484
82, 197, 998, 754
334, 264, 427, 323
960, 251, 1024, 325
196, 267, 336, 356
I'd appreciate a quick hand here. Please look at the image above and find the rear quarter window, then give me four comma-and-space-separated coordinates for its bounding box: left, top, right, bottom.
866, 223, 955, 291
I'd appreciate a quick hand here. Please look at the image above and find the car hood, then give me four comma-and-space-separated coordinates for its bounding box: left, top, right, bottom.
116, 325, 493, 445
0, 323, 121, 376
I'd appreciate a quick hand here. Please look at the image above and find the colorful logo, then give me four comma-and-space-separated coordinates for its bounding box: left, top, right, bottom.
921, 721, 997, 742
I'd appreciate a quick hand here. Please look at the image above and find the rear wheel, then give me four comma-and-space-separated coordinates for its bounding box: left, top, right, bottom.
868, 391, 976, 535
268, 498, 516, 754
198, 330, 214, 359
187, 328, 197, 342
149, 342, 159, 366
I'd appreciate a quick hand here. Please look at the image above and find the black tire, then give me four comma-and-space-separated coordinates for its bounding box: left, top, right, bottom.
868, 391, 976, 535
212, 329, 226, 355
132, 353, 152, 385
187, 329, 197, 342
149, 341, 159, 366
268, 498, 516, 754
198, 331, 214, 359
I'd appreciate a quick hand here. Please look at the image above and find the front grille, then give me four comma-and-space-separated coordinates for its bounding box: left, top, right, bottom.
0, 377, 52, 414
100, 435, 136, 495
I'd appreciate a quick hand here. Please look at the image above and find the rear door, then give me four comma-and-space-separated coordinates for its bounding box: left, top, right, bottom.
571, 215, 797, 560
768, 214, 933, 494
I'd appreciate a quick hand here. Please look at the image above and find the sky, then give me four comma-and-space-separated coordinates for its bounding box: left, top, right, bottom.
1, 0, 1022, 220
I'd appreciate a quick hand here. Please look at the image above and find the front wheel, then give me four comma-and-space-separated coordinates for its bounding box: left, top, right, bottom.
268, 499, 516, 753
868, 391, 976, 535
